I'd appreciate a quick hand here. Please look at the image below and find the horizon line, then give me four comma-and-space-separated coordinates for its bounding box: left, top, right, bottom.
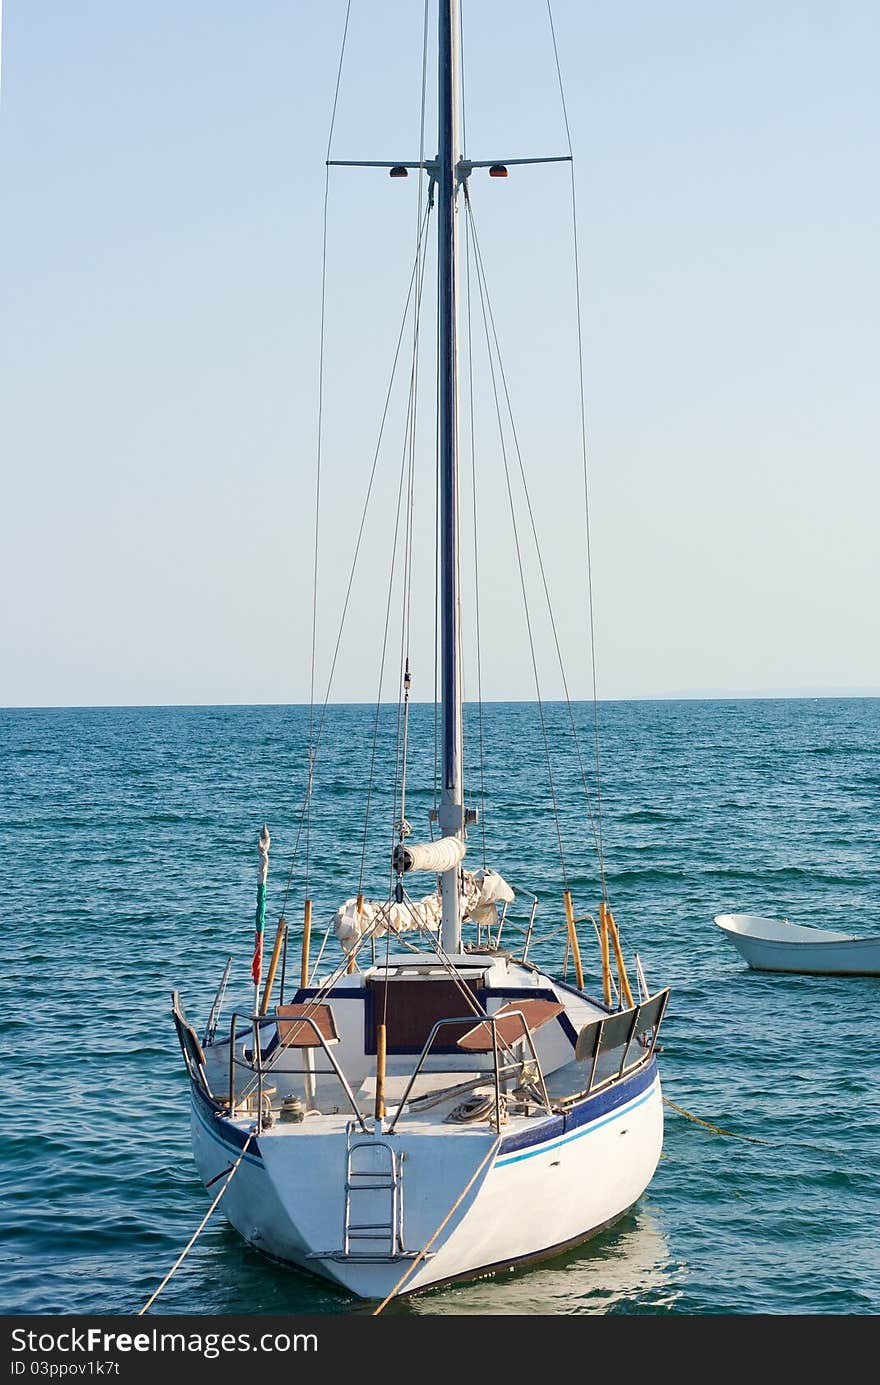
4, 689, 879, 712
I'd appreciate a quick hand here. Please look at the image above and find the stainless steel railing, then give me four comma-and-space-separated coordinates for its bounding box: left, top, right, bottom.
225, 1010, 368, 1133
385, 1009, 552, 1135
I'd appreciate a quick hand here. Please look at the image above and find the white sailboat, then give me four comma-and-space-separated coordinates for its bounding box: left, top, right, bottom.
172, 2, 669, 1303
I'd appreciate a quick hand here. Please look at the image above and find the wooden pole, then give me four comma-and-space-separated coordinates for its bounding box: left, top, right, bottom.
259, 918, 287, 1014
375, 1022, 387, 1120
563, 890, 585, 991
301, 899, 312, 988
598, 901, 613, 1006
606, 908, 635, 1009
346, 892, 363, 975
301, 899, 316, 1106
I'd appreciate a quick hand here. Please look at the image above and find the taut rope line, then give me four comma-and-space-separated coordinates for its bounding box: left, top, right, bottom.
137, 1129, 257, 1314
372, 1135, 502, 1315
663, 1097, 771, 1146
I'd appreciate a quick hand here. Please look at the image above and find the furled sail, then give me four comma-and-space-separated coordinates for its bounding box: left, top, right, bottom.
332, 865, 516, 953
391, 835, 466, 874
334, 893, 443, 952
462, 867, 515, 928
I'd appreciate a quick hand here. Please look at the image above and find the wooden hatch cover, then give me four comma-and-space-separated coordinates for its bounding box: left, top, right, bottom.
275, 1002, 339, 1048
456, 999, 565, 1052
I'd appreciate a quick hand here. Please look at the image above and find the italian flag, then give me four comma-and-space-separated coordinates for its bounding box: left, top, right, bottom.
251, 825, 270, 986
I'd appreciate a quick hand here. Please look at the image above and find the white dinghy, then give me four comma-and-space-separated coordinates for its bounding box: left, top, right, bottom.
171, 2, 670, 1304
714, 913, 880, 976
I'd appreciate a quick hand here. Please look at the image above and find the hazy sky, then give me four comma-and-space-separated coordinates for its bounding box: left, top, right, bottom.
2, 1, 878, 707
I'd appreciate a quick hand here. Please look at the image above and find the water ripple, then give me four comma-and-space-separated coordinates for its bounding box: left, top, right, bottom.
1, 698, 878, 1314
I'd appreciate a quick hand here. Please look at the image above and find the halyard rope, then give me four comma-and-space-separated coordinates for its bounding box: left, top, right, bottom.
305, 0, 352, 902
137, 1129, 257, 1314
464, 188, 569, 890
546, 0, 608, 895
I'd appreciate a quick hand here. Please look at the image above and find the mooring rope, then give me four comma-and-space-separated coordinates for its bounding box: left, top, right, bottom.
663, 1095, 859, 1157
372, 1134, 502, 1315
662, 1096, 771, 1145
137, 1129, 257, 1314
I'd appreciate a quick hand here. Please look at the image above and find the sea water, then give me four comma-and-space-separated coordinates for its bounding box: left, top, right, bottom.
2, 698, 878, 1315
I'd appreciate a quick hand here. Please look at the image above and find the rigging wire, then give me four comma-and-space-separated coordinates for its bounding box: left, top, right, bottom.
357, 205, 434, 897
546, 0, 608, 895
361, 1, 432, 906
463, 186, 569, 889
465, 199, 606, 884
358, 414, 414, 892
279, 203, 433, 924
305, 0, 352, 903
392, 186, 427, 849
463, 197, 488, 867
386, 5, 433, 1027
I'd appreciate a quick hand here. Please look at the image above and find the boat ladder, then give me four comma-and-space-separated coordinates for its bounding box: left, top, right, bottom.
342, 1133, 407, 1259
308, 1125, 431, 1264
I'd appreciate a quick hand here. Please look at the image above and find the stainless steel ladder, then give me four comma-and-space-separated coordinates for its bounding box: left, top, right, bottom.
343, 1132, 405, 1259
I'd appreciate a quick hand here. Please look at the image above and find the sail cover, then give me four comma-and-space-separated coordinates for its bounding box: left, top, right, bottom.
392, 835, 466, 874
333, 865, 515, 953
334, 893, 442, 952
462, 866, 515, 928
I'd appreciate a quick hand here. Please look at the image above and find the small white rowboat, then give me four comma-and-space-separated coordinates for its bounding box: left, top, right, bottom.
714, 913, 880, 976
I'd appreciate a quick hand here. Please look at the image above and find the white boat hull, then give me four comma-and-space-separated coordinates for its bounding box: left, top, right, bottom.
714, 913, 880, 975
189, 1064, 663, 1298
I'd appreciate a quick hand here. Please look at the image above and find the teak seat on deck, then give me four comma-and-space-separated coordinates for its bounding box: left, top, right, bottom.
275, 1002, 339, 1048
456, 999, 565, 1052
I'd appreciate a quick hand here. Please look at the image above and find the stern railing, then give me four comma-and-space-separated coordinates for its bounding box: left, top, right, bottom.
226, 1010, 368, 1133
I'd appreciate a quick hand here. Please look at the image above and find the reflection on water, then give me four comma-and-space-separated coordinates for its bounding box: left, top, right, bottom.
394, 1206, 683, 1315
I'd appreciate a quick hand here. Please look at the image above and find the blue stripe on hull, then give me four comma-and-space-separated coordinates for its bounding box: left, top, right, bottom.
187, 1058, 659, 1173
496, 1084, 657, 1166
497, 1058, 658, 1162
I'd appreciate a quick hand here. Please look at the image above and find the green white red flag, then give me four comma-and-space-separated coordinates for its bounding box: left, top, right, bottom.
251, 825, 270, 986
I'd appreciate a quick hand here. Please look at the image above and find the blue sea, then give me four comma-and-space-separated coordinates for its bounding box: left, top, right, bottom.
2, 698, 879, 1316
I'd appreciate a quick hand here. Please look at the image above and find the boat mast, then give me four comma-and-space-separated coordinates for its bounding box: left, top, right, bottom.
437, 0, 464, 953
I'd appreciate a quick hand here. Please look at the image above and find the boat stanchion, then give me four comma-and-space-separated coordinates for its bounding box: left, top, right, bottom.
300, 899, 317, 1107
301, 899, 312, 987
260, 918, 287, 1014
598, 901, 613, 1006
347, 893, 363, 975
605, 907, 634, 1008
375, 1022, 387, 1120
563, 890, 585, 990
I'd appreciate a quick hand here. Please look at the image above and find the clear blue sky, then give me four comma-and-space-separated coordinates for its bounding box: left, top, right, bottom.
2, 1, 878, 706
